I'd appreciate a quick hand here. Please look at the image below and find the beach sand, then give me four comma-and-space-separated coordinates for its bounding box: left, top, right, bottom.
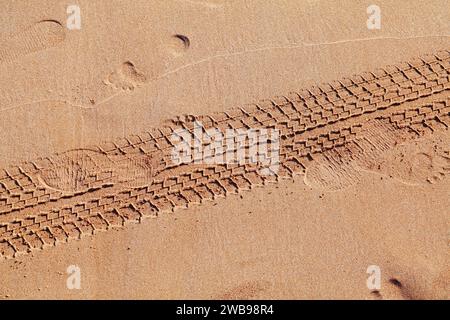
0, 0, 448, 299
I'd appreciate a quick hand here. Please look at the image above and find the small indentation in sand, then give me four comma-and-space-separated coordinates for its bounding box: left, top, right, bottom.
370, 290, 383, 300
389, 278, 403, 288
104, 61, 147, 91
167, 34, 191, 57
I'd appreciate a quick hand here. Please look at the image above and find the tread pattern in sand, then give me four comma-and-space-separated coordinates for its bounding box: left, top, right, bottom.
0, 20, 65, 64
0, 49, 449, 258
304, 104, 450, 190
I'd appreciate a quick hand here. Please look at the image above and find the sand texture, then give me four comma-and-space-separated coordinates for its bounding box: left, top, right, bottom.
0, 0, 448, 299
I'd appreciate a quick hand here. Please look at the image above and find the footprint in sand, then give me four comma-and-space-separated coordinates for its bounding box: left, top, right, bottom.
304, 122, 450, 191
0, 20, 65, 64
38, 148, 155, 194
1, 32, 190, 110
59, 60, 150, 108
167, 34, 191, 57
100, 34, 190, 97
305, 141, 450, 191
368, 138, 450, 186
103, 61, 148, 92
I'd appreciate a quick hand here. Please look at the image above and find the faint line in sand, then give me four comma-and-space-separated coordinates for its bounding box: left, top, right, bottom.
157, 34, 450, 79
0, 92, 121, 112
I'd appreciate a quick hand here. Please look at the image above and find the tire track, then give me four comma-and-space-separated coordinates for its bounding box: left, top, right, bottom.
0, 49, 449, 258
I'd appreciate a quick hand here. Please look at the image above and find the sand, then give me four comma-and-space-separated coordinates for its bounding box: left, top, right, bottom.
0, 0, 449, 299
